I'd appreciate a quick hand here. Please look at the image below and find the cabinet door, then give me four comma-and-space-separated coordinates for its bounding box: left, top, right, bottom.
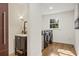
15, 36, 21, 50
0, 3, 8, 56
20, 37, 25, 50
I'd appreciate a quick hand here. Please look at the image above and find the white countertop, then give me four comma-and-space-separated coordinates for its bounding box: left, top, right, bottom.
15, 34, 27, 37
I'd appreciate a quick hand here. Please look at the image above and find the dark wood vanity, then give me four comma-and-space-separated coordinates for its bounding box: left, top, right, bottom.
15, 34, 27, 56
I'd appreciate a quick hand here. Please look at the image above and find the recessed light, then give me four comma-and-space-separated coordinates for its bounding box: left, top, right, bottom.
49, 7, 53, 10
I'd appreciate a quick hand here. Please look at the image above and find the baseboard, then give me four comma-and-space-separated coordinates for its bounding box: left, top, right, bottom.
53, 41, 74, 46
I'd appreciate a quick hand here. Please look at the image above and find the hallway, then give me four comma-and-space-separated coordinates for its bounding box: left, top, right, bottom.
42, 42, 76, 56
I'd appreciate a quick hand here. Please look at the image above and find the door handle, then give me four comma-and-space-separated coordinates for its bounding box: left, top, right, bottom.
3, 11, 6, 45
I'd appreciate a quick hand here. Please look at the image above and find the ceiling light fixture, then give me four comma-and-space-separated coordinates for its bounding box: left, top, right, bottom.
49, 7, 53, 10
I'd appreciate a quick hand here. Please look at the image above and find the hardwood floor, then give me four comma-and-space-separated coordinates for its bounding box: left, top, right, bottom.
42, 42, 77, 56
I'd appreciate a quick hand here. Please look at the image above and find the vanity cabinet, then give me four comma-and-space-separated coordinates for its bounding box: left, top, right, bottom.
15, 35, 27, 56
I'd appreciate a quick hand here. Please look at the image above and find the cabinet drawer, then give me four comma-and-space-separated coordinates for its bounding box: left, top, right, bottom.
15, 36, 21, 40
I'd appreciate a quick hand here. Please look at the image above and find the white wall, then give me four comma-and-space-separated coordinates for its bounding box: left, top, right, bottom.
42, 10, 75, 44
28, 3, 42, 56
74, 4, 79, 55
8, 3, 28, 55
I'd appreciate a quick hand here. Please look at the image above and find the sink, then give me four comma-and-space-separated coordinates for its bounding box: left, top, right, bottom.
15, 34, 27, 37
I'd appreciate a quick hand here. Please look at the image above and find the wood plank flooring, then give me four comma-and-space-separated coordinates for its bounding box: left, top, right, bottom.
42, 42, 77, 56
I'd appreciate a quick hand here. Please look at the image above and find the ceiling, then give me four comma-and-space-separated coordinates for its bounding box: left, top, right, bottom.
40, 3, 76, 15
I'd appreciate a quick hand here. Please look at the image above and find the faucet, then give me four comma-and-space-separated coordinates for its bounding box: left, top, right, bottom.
22, 21, 27, 34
